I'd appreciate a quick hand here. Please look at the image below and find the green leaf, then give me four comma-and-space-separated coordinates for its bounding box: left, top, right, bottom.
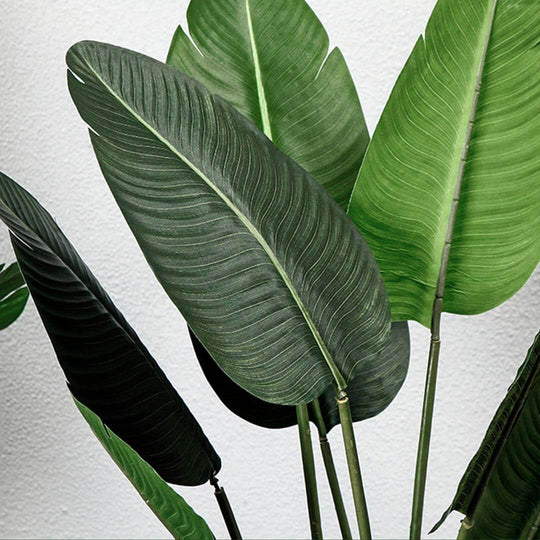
166, 0, 407, 427
348, 0, 540, 327
66, 41, 391, 406
0, 171, 221, 486
74, 398, 214, 540
167, 0, 368, 209
432, 330, 540, 538
0, 262, 28, 330
193, 322, 409, 430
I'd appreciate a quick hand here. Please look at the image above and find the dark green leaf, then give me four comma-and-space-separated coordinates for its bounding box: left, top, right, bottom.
75, 398, 214, 539
167, 0, 408, 428
432, 330, 540, 538
66, 41, 391, 406
0, 262, 28, 330
167, 0, 368, 209
193, 323, 409, 431
0, 171, 221, 486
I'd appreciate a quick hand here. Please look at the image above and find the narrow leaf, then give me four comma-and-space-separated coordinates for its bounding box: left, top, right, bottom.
66, 41, 391, 406
0, 262, 28, 330
0, 171, 221, 486
348, 0, 540, 326
167, 0, 368, 209
432, 331, 540, 538
75, 398, 214, 540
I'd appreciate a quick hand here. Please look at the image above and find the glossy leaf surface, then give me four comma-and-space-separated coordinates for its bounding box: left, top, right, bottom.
75, 398, 214, 539
0, 171, 221, 486
0, 262, 28, 330
67, 41, 391, 406
433, 330, 540, 538
349, 0, 540, 327
167, 0, 368, 209
193, 323, 409, 431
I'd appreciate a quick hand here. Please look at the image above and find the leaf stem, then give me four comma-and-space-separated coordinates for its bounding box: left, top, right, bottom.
409, 316, 441, 540
310, 399, 352, 540
296, 403, 323, 539
337, 391, 372, 540
210, 477, 242, 539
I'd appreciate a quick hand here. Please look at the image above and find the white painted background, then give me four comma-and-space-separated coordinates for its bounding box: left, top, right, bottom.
0, 1, 538, 538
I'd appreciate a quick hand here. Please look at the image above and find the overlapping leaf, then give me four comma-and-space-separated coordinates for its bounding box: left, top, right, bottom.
432, 330, 539, 538
167, 0, 368, 209
67, 41, 391, 406
0, 171, 221, 486
166, 0, 408, 425
75, 399, 214, 539
193, 323, 409, 430
0, 262, 28, 330
349, 0, 540, 326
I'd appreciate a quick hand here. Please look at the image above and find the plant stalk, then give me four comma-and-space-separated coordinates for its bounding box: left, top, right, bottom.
409, 314, 441, 540
210, 476, 242, 539
337, 391, 372, 540
409, 3, 498, 538
296, 403, 323, 539
310, 399, 352, 540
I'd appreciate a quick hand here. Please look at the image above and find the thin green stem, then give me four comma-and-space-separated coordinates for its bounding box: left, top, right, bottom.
310, 399, 352, 540
410, 324, 441, 540
210, 476, 242, 539
296, 403, 323, 539
337, 391, 372, 540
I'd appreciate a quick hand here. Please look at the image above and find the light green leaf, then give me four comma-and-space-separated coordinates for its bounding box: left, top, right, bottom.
432, 330, 539, 539
67, 41, 391, 406
349, 0, 540, 326
74, 398, 214, 540
167, 0, 368, 208
0, 261, 28, 330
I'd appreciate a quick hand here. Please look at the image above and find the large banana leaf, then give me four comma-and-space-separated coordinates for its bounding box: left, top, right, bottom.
167, 0, 368, 209
75, 398, 214, 540
193, 322, 409, 430
0, 262, 28, 330
0, 171, 221, 486
432, 330, 539, 539
166, 0, 409, 428
67, 41, 391, 406
348, 0, 540, 327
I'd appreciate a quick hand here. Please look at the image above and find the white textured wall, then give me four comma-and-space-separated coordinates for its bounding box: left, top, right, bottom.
0, 1, 538, 538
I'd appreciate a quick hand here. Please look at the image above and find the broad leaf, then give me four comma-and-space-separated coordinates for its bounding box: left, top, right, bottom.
193, 322, 409, 430
167, 0, 368, 209
166, 0, 408, 427
0, 262, 28, 330
432, 330, 539, 538
348, 0, 540, 327
67, 41, 391, 406
75, 398, 214, 540
0, 171, 221, 486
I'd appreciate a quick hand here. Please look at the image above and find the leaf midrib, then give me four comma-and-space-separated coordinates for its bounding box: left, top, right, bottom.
431, 0, 498, 301
77, 57, 347, 392
245, 0, 273, 139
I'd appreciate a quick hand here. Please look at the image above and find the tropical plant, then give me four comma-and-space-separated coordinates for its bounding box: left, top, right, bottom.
0, 0, 538, 538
